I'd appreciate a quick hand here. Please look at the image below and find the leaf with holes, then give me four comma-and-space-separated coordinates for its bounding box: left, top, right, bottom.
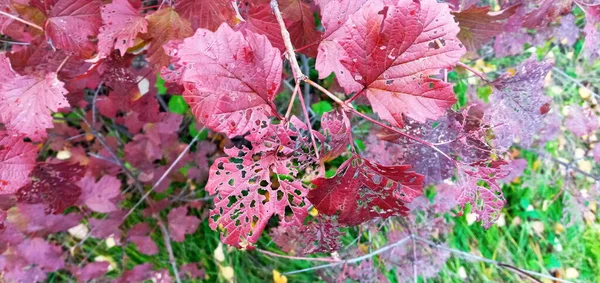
170, 24, 282, 138
206, 117, 315, 247
308, 155, 424, 225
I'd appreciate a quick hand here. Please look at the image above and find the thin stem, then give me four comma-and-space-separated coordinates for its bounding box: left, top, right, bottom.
457, 62, 492, 84
0, 39, 30, 45
56, 55, 71, 73
285, 82, 300, 119
123, 130, 203, 221
284, 236, 411, 275
156, 217, 183, 283
270, 0, 305, 81
411, 235, 418, 283
414, 236, 570, 283
552, 66, 600, 99
298, 88, 320, 159
255, 248, 339, 263
91, 82, 104, 131
0, 10, 44, 31
305, 79, 348, 106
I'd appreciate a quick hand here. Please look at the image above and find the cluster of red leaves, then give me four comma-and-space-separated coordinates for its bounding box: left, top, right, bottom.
0, 0, 596, 280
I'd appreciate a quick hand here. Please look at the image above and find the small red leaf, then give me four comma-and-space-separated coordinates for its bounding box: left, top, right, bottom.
167, 206, 200, 242
97, 0, 148, 58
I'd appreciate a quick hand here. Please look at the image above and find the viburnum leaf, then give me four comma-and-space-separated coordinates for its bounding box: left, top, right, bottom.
457, 161, 509, 228
174, 0, 236, 31
0, 237, 64, 282
97, 0, 148, 58
128, 223, 159, 255
12, 203, 82, 234
16, 162, 86, 214
523, 0, 573, 29
308, 155, 424, 225
0, 131, 38, 195
207, 117, 315, 247
319, 0, 465, 126
270, 215, 343, 255
564, 104, 599, 137
581, 4, 600, 60
78, 174, 121, 213
116, 263, 154, 283
320, 109, 352, 162
172, 24, 282, 138
74, 262, 109, 282
44, 0, 102, 58
143, 7, 194, 67
484, 59, 552, 150
453, 5, 518, 52
0, 54, 69, 141
167, 206, 201, 242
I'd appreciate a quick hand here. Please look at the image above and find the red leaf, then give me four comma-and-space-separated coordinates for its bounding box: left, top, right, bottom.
97, 0, 148, 58
523, 0, 573, 29
206, 117, 314, 246
16, 162, 85, 214
78, 174, 121, 213
453, 5, 518, 52
167, 206, 201, 242
0, 54, 69, 141
485, 59, 552, 149
44, 0, 102, 58
0, 131, 37, 195
318, 0, 465, 126
172, 24, 282, 138
308, 155, 424, 225
174, 0, 236, 31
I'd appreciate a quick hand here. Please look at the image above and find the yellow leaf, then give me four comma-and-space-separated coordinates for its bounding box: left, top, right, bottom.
273, 270, 288, 283
532, 160, 542, 171
219, 265, 235, 282
309, 207, 319, 217
579, 87, 592, 99
214, 243, 225, 262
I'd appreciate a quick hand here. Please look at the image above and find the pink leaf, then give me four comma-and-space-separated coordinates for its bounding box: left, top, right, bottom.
320, 109, 352, 162
44, 0, 102, 58
0, 54, 69, 141
172, 24, 282, 138
565, 104, 599, 137
74, 262, 109, 282
582, 4, 600, 60
453, 5, 518, 52
0, 131, 37, 195
97, 0, 148, 58
485, 59, 553, 149
14, 203, 82, 234
167, 206, 200, 242
78, 174, 121, 213
308, 155, 424, 225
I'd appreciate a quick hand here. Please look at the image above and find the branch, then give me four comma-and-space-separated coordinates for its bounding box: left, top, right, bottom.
284, 236, 411, 275
255, 248, 340, 263
156, 216, 183, 283
413, 236, 572, 283
552, 67, 600, 99
270, 0, 305, 81
528, 148, 600, 181
0, 10, 44, 31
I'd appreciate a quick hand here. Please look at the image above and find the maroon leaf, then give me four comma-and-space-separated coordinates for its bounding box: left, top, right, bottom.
0, 131, 37, 195
0, 54, 69, 141
174, 0, 236, 31
270, 215, 343, 255
74, 262, 109, 282
180, 263, 206, 280
78, 174, 121, 213
143, 7, 194, 67
13, 203, 82, 234
44, 0, 102, 58
171, 24, 282, 138
16, 162, 86, 214
308, 155, 424, 225
453, 5, 518, 52
485, 59, 553, 150
97, 0, 148, 58
128, 223, 158, 255
116, 263, 153, 283
523, 0, 573, 29
167, 206, 200, 242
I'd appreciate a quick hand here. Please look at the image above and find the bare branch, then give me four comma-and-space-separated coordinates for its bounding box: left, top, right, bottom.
156, 216, 183, 283
270, 0, 305, 81
255, 248, 340, 263
0, 10, 44, 31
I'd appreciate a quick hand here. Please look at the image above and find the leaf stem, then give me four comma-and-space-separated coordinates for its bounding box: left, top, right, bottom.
270, 0, 305, 81
0, 10, 44, 31
156, 216, 183, 283
255, 248, 339, 263
284, 82, 300, 120
457, 62, 492, 84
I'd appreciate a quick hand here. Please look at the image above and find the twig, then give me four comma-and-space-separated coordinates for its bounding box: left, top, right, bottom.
255, 248, 339, 263
156, 216, 183, 283
284, 236, 411, 275
285, 82, 300, 119
552, 67, 600, 99
91, 82, 104, 131
457, 62, 492, 84
270, 0, 305, 81
123, 129, 204, 221
411, 235, 418, 283
0, 10, 44, 31
529, 148, 600, 181
414, 236, 570, 283
56, 55, 71, 74
298, 87, 320, 159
